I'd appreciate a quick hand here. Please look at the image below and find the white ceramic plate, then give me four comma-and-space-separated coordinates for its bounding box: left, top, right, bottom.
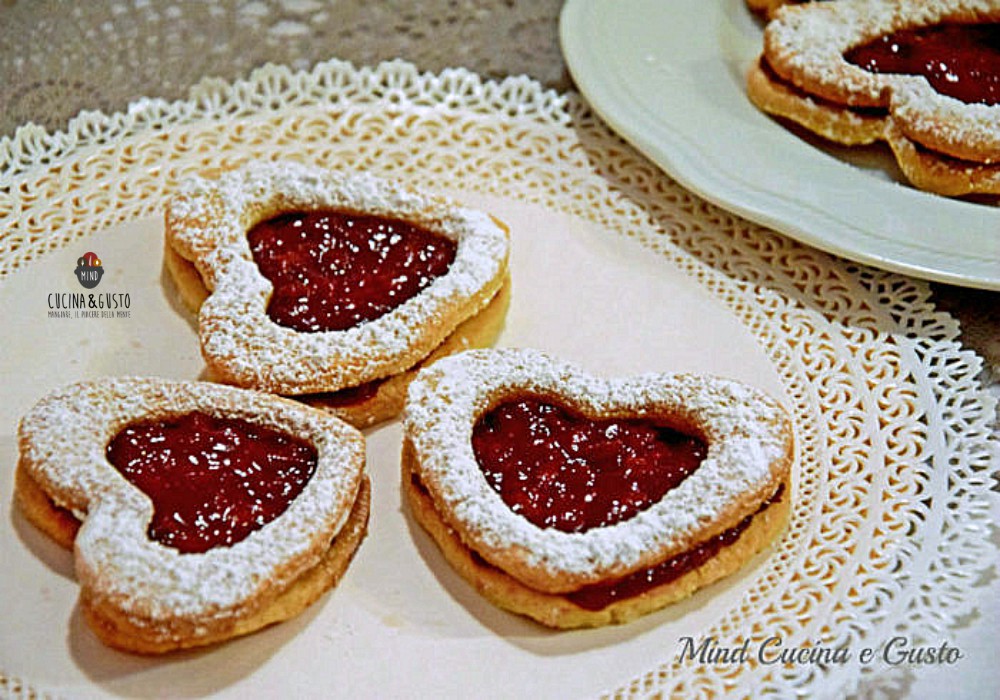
559, 0, 1000, 290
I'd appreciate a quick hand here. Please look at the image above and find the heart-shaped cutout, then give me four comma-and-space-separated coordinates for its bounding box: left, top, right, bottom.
472, 397, 707, 533
844, 22, 1000, 107
106, 410, 318, 554
165, 160, 510, 396
248, 210, 457, 333
403, 349, 794, 597
16, 378, 367, 653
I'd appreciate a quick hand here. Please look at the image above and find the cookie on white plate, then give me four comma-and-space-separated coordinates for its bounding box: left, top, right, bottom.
16, 377, 368, 653
747, 0, 1000, 196
403, 349, 794, 628
165, 159, 511, 427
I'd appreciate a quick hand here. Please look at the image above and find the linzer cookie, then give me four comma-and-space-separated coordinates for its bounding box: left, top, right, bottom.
165, 160, 511, 427
402, 349, 794, 628
15, 378, 368, 653
747, 0, 1000, 196
746, 0, 810, 20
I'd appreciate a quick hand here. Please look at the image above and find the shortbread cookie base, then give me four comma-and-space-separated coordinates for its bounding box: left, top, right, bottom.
303, 275, 511, 428
747, 58, 1000, 196
15, 461, 371, 654
85, 477, 371, 654
747, 58, 886, 146
163, 238, 210, 314
746, 0, 804, 20
166, 243, 512, 428
404, 449, 790, 629
885, 119, 1000, 197
14, 458, 82, 550
745, 0, 782, 17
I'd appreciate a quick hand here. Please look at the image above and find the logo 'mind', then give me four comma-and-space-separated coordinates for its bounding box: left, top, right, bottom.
75, 252, 104, 289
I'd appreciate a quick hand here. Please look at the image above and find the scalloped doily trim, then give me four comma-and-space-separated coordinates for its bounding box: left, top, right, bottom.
0, 58, 997, 700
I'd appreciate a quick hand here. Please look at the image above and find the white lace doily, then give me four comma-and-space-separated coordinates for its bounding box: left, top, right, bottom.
0, 60, 997, 700
0, 0, 570, 139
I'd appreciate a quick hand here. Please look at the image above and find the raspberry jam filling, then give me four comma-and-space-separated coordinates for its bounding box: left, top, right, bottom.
303, 378, 384, 407
471, 397, 707, 533
248, 210, 457, 333
845, 23, 1000, 106
106, 411, 317, 554
566, 485, 784, 611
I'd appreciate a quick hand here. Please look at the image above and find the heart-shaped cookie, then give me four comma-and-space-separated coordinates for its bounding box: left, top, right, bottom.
747, 0, 1000, 196
402, 349, 794, 628
15, 378, 368, 653
165, 159, 510, 426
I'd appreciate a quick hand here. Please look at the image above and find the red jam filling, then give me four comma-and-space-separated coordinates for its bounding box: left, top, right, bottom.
303, 378, 384, 407
844, 23, 1000, 106
565, 486, 784, 611
106, 411, 317, 554
248, 210, 457, 333
471, 397, 707, 533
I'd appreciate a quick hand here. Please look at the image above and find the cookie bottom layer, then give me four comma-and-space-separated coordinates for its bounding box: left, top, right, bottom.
746, 58, 886, 146
15, 462, 370, 654
885, 120, 1000, 197
745, 0, 799, 19
165, 243, 511, 428
746, 58, 1000, 197
402, 446, 791, 629
301, 274, 511, 428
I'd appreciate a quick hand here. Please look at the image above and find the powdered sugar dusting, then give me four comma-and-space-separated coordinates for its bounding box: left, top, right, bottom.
166, 160, 510, 394
403, 349, 793, 585
764, 0, 1000, 161
18, 377, 365, 626
891, 79, 1000, 162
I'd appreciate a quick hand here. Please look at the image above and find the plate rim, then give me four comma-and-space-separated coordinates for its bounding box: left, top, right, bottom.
559, 0, 1000, 290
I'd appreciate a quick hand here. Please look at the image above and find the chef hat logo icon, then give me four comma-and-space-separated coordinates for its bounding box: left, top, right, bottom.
75, 251, 105, 289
